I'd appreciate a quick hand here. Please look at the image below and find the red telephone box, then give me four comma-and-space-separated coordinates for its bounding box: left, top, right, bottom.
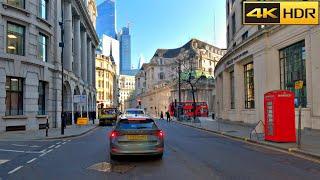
264, 90, 296, 142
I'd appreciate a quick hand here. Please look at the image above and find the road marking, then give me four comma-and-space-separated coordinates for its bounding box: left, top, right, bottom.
0, 149, 42, 154
11, 144, 27, 147
62, 142, 67, 145
0, 160, 9, 165
39, 149, 53, 157
68, 140, 71, 142
56, 142, 61, 145
26, 158, 37, 164
11, 144, 40, 148
55, 145, 61, 149
30, 145, 40, 148
48, 145, 55, 149
8, 166, 23, 174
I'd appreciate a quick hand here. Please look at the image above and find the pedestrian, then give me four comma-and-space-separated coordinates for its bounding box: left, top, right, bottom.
160, 111, 164, 120
166, 111, 171, 122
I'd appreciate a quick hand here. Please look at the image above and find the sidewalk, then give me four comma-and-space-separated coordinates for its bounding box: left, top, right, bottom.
0, 120, 98, 141
173, 117, 320, 160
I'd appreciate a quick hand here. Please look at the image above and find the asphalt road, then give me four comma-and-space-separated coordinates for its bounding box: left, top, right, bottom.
1, 120, 320, 180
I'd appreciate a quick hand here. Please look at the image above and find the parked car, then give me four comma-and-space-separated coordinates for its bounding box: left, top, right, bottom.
98, 108, 118, 126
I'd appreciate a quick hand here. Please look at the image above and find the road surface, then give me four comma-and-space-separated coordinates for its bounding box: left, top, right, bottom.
1, 120, 320, 180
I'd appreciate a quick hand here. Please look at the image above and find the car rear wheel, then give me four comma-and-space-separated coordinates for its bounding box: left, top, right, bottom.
155, 153, 163, 159
110, 153, 117, 160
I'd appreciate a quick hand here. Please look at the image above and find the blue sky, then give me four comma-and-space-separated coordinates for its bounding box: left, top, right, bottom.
97, 0, 226, 68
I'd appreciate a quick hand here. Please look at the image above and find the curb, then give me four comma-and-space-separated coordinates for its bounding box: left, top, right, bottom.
173, 120, 320, 162
0, 125, 99, 141
38, 125, 99, 140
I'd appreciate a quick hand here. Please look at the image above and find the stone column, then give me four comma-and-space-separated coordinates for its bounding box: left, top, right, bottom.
92, 45, 96, 88
73, 17, 81, 78
81, 31, 88, 82
63, 1, 73, 71
87, 40, 92, 85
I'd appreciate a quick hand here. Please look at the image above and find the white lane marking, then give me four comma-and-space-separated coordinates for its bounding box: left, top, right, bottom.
40, 149, 47, 153
0, 149, 42, 154
8, 166, 23, 174
48, 145, 55, 149
26, 158, 37, 164
55, 145, 61, 149
56, 142, 61, 145
62, 142, 67, 145
68, 140, 71, 142
11, 144, 40, 148
11, 144, 27, 147
39, 149, 53, 157
30, 145, 40, 148
0, 160, 9, 165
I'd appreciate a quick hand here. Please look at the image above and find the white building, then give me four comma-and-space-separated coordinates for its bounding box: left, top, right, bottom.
0, 0, 98, 132
119, 75, 135, 111
101, 35, 120, 75
215, 0, 320, 129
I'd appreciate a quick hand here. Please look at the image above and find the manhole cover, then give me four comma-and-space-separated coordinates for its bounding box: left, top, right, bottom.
88, 162, 112, 172
88, 162, 135, 174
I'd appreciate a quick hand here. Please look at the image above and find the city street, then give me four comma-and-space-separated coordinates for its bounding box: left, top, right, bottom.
1, 120, 320, 180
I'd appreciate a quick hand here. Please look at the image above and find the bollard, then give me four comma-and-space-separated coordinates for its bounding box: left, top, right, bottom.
46, 117, 49, 137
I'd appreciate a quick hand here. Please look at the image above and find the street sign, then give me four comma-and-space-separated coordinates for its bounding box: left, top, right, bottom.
74, 95, 87, 103
77, 117, 88, 125
295, 80, 304, 90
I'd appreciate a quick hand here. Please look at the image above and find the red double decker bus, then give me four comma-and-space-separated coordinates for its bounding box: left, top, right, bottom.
168, 101, 209, 117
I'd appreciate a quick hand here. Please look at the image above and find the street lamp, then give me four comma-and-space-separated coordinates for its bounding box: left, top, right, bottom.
59, 7, 65, 135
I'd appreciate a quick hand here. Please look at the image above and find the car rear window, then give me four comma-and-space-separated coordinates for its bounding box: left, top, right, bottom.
116, 119, 157, 130
125, 110, 144, 115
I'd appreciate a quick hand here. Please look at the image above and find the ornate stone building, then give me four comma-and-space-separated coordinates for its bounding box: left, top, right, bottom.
132, 39, 225, 116
0, 0, 98, 132
96, 54, 116, 108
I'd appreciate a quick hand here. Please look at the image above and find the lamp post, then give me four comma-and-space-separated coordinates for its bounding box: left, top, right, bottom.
59, 6, 65, 135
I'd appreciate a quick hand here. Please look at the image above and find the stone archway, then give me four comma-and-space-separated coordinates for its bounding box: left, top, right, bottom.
82, 90, 88, 117
73, 86, 81, 124
62, 81, 72, 125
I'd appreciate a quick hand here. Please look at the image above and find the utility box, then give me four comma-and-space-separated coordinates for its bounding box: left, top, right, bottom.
264, 90, 296, 142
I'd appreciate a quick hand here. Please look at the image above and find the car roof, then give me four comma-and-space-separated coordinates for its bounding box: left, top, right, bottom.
125, 108, 144, 112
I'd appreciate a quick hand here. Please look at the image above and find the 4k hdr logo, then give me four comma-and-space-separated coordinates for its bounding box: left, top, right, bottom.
243, 1, 319, 25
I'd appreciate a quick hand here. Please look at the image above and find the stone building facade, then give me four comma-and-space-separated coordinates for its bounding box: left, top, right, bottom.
119, 75, 135, 112
133, 39, 225, 116
214, 0, 320, 129
0, 0, 98, 132
96, 54, 116, 108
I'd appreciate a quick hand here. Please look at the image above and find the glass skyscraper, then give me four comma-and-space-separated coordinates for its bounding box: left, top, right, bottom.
119, 26, 132, 75
96, 0, 117, 39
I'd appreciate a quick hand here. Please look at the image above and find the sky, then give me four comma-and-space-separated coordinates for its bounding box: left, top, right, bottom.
96, 0, 227, 68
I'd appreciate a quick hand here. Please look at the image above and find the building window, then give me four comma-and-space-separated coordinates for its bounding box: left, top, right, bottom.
226, 1, 229, 16
7, 0, 24, 9
38, 81, 46, 115
39, 33, 48, 62
159, 72, 165, 80
230, 71, 235, 109
227, 25, 230, 45
244, 62, 255, 109
280, 41, 306, 107
242, 31, 248, 41
39, 0, 48, 20
5, 77, 23, 116
231, 13, 236, 36
7, 22, 25, 56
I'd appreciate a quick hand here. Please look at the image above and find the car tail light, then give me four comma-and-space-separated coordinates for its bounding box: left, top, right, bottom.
110, 131, 120, 138
155, 130, 164, 139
